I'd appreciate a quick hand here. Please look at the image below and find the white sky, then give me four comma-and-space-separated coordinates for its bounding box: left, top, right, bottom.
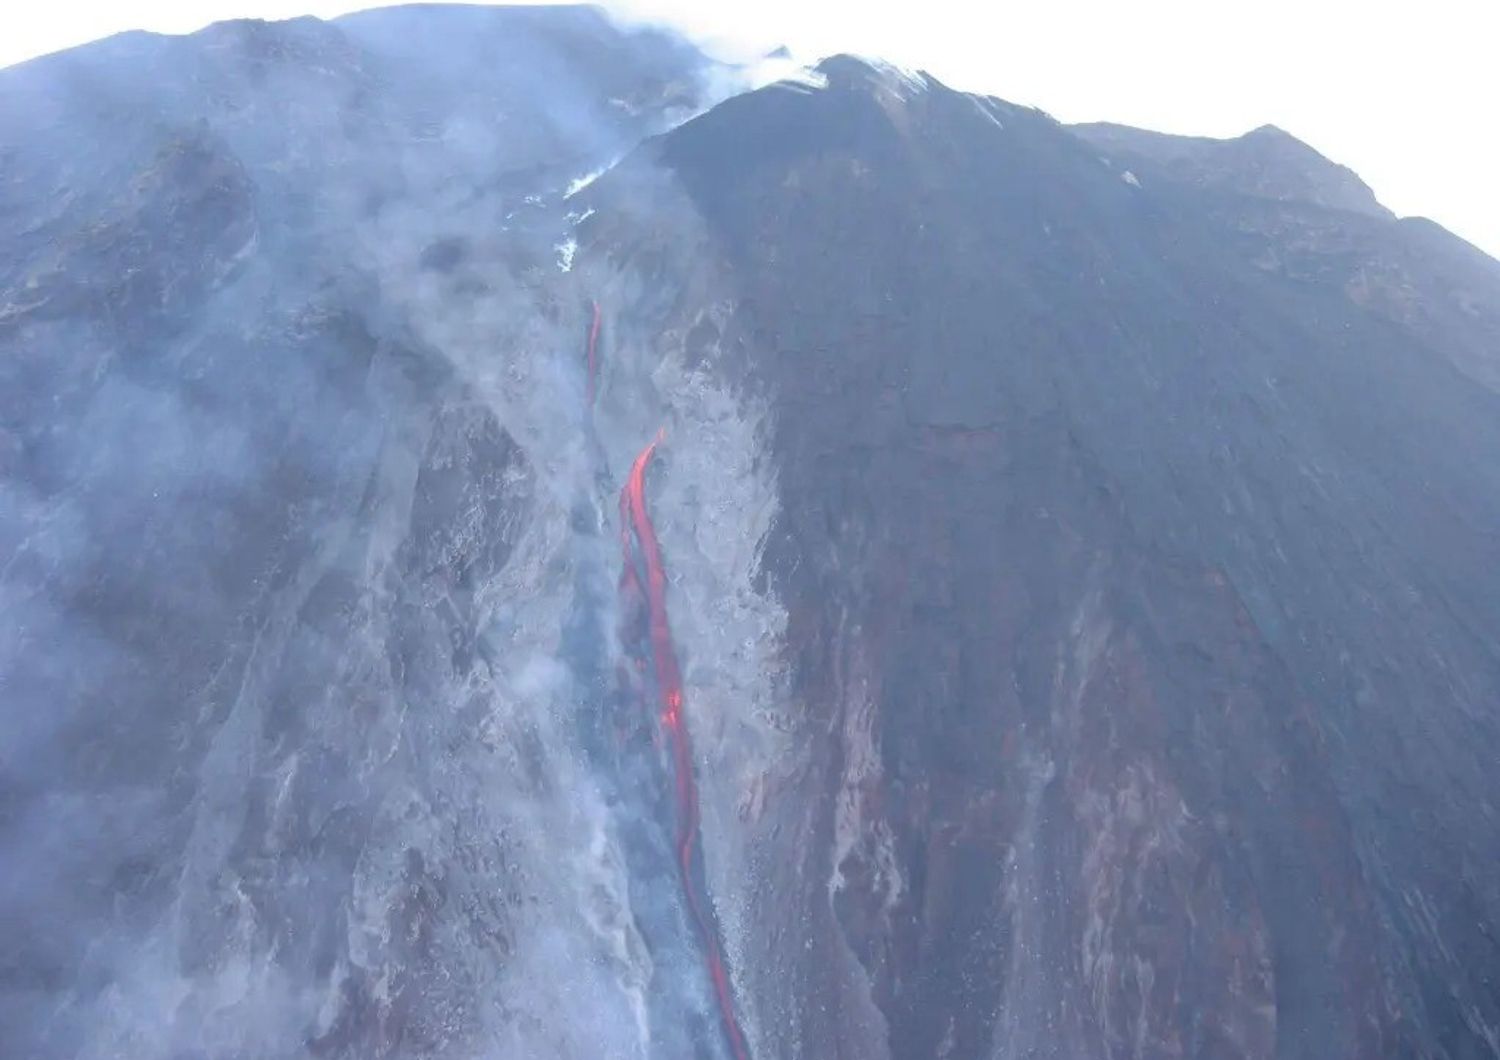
4, 1, 1498, 259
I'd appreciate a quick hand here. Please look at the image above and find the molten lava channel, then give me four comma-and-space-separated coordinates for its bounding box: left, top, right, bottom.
618, 434, 750, 1060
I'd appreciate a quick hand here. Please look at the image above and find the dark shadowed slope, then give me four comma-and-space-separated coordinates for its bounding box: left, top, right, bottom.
578, 55, 1500, 1059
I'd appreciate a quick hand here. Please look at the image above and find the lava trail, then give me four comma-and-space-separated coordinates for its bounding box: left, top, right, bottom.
585, 300, 601, 408
618, 433, 750, 1060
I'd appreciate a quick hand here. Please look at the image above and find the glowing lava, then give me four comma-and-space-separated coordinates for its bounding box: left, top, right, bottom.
585, 300, 602, 408
618, 433, 750, 1060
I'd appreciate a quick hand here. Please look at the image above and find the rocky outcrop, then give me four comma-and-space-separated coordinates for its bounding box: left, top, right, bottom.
1073, 121, 1500, 395
1074, 121, 1391, 218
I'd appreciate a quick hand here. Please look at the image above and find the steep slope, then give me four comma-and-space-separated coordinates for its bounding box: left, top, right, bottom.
575, 56, 1500, 1059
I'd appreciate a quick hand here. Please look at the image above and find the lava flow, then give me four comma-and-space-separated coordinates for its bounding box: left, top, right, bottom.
585, 300, 601, 407
618, 433, 750, 1060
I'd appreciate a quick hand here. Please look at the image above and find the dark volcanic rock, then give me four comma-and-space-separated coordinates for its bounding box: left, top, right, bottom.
4, 10, 1500, 1060
580, 54, 1500, 1059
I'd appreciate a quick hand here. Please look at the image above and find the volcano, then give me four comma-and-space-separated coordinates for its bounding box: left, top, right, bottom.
3, 6, 1500, 1059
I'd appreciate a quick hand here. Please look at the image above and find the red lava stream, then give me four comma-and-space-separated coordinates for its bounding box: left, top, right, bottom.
618, 433, 751, 1060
